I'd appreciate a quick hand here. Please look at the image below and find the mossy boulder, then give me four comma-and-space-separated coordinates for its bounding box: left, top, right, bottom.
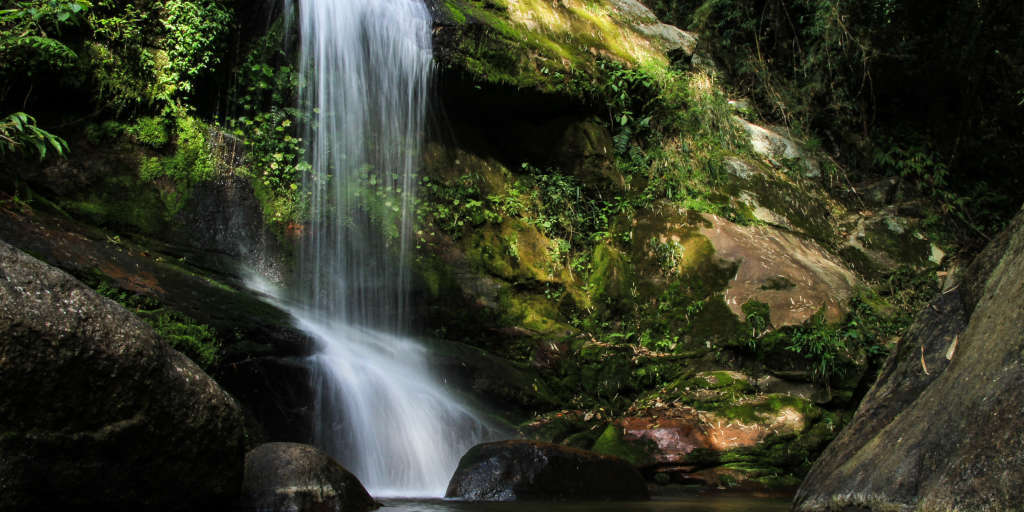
591, 423, 659, 466
429, 0, 695, 93
838, 207, 942, 278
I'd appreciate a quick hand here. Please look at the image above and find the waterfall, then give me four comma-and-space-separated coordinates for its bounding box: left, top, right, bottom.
274, 0, 498, 497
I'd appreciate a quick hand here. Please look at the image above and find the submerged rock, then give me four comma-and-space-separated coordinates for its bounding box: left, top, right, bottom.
0, 240, 245, 510
239, 443, 378, 512
445, 440, 649, 501
794, 207, 1024, 511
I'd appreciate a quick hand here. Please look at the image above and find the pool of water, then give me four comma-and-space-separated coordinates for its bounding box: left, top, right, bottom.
379, 495, 793, 512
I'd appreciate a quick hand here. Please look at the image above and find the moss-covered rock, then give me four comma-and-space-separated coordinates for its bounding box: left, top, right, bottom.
429, 0, 694, 92
592, 423, 659, 466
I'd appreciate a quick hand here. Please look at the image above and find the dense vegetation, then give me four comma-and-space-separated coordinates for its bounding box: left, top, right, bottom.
644, 0, 1024, 250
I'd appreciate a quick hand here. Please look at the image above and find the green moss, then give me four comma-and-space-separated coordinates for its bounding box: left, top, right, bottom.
562, 428, 600, 450
129, 117, 169, 148
711, 394, 821, 425
445, 0, 468, 24
136, 115, 218, 217
497, 288, 571, 335
59, 173, 168, 236
591, 424, 656, 466
441, 0, 670, 93
90, 278, 221, 369
862, 218, 931, 266
588, 243, 631, 303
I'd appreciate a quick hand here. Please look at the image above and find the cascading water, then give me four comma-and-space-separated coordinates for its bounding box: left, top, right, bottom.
271, 0, 498, 497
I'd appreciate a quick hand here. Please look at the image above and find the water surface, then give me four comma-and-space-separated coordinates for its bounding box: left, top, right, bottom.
379, 496, 792, 512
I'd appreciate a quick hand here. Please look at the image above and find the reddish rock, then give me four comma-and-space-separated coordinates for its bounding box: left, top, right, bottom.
700, 214, 858, 326
618, 416, 711, 464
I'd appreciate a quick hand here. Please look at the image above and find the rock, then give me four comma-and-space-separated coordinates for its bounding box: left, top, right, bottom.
839, 207, 940, 277
216, 357, 315, 444
794, 207, 1024, 511
604, 418, 707, 465
699, 214, 859, 326
737, 118, 820, 177
0, 240, 245, 510
0, 203, 310, 359
754, 375, 830, 403
239, 443, 378, 512
429, 0, 685, 93
445, 440, 649, 501
0, 202, 316, 444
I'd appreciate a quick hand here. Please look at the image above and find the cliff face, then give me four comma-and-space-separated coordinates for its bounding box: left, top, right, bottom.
794, 207, 1024, 511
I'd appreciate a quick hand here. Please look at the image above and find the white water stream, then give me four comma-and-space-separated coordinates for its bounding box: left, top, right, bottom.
267, 0, 498, 497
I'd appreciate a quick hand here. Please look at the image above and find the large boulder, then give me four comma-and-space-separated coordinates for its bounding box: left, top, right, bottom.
0, 239, 246, 510
794, 207, 1024, 511
239, 443, 378, 512
0, 203, 315, 444
445, 440, 649, 501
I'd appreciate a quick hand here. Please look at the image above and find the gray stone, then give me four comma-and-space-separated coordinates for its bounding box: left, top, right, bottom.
445, 440, 649, 501
794, 206, 1024, 511
240, 443, 378, 512
0, 240, 246, 511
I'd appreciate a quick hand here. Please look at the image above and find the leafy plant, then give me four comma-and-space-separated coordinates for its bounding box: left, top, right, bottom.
0, 0, 89, 76
784, 311, 846, 383
227, 22, 311, 229
0, 111, 68, 158
160, 0, 231, 96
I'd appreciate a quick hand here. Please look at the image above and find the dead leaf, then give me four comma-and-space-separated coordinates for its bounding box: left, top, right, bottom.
921, 345, 930, 375
945, 334, 959, 361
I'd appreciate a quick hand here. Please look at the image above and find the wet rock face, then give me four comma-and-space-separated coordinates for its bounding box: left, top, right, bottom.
240, 443, 379, 512
0, 240, 246, 511
445, 440, 649, 501
794, 207, 1024, 512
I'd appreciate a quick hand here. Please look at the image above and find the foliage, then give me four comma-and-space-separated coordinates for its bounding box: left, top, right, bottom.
1, 0, 234, 113
0, 0, 89, 77
160, 0, 231, 96
93, 278, 221, 369
128, 116, 168, 148
585, 61, 751, 223
227, 22, 310, 228
139, 308, 221, 368
417, 173, 500, 239
873, 138, 1008, 242
782, 311, 847, 383
0, 111, 68, 158
681, 0, 1024, 248
138, 114, 215, 215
